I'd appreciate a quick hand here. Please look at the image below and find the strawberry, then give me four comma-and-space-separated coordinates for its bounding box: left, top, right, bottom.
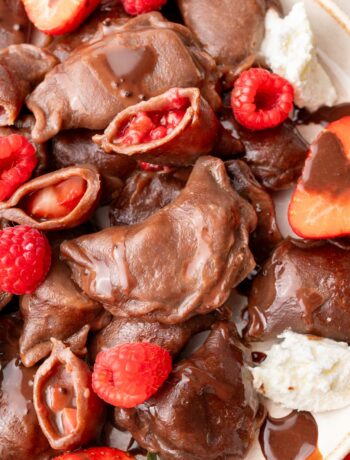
289, 116, 350, 239
26, 176, 87, 220
231, 68, 294, 131
22, 0, 101, 35
53, 447, 133, 460
92, 342, 172, 408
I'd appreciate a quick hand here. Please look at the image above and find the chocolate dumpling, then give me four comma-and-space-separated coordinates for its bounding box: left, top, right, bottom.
61, 156, 256, 324
114, 322, 264, 460
245, 240, 350, 342
94, 87, 220, 166
177, 0, 271, 85
0, 165, 101, 230
27, 13, 220, 142
0, 314, 52, 460
0, 44, 57, 126
33, 340, 105, 451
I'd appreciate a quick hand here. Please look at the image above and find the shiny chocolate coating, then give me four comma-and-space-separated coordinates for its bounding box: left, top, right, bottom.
109, 168, 189, 226
27, 13, 220, 142
0, 315, 51, 460
245, 240, 350, 342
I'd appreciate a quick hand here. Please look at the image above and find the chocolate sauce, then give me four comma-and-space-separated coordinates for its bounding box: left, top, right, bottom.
0, 315, 51, 459
86, 42, 156, 107
296, 103, 350, 126
259, 411, 320, 460
303, 131, 350, 196
251, 351, 267, 364
44, 365, 77, 435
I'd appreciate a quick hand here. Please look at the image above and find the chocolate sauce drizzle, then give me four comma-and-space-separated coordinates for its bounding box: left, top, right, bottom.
303, 130, 350, 196
259, 411, 321, 460
295, 103, 350, 126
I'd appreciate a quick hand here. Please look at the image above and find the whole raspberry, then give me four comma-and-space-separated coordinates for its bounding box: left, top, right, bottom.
121, 0, 167, 15
0, 134, 37, 201
0, 225, 51, 294
231, 68, 294, 131
92, 342, 172, 408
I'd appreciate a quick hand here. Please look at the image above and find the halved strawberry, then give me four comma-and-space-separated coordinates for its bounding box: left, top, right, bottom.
26, 176, 87, 220
22, 0, 101, 35
289, 116, 350, 239
53, 447, 134, 460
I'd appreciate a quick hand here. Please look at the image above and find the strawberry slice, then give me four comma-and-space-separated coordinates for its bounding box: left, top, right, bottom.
22, 0, 101, 35
26, 176, 87, 220
53, 447, 134, 460
289, 116, 350, 239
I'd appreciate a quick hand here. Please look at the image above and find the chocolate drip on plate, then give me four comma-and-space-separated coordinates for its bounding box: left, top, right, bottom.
259, 411, 320, 460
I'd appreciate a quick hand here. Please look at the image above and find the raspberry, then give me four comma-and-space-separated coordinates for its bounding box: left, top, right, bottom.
0, 225, 51, 294
121, 0, 167, 15
0, 134, 37, 201
92, 342, 172, 408
231, 68, 294, 131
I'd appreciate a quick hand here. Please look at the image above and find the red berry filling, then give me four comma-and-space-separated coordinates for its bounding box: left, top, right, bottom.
25, 176, 87, 220
138, 161, 172, 172
0, 225, 51, 294
116, 95, 190, 146
0, 134, 37, 202
92, 342, 172, 408
231, 68, 294, 131
121, 0, 167, 16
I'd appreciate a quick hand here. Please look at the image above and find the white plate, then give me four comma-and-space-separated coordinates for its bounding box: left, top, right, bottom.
246, 1, 350, 459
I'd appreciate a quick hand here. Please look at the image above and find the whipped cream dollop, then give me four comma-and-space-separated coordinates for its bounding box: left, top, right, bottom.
251, 331, 350, 413
261, 2, 337, 112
